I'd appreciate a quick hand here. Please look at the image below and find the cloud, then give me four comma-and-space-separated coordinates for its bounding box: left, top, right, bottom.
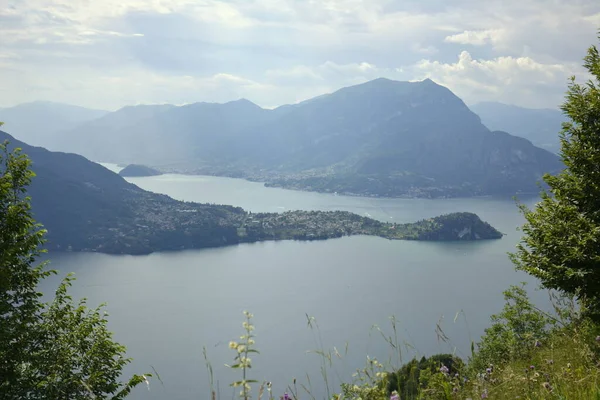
264, 61, 405, 96
444, 30, 504, 46
413, 51, 583, 108
1, 0, 599, 110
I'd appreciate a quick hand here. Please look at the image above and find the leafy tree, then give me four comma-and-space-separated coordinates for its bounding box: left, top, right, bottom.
387, 354, 463, 399
0, 138, 51, 396
511, 34, 600, 318
468, 285, 550, 373
0, 139, 147, 399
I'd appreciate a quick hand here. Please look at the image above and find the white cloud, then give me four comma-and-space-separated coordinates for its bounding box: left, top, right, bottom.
414, 51, 583, 108
265, 61, 404, 89
1, 0, 599, 109
444, 29, 504, 46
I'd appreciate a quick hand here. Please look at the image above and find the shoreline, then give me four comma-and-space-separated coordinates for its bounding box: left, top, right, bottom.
143, 169, 544, 201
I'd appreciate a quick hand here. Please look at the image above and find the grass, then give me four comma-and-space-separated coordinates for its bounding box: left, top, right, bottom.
201, 284, 600, 400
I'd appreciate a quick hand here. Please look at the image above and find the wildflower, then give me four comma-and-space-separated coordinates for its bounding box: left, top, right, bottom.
455, 373, 459, 378
481, 389, 488, 399
237, 345, 247, 353
283, 393, 290, 400
440, 365, 449, 375
542, 382, 553, 391
229, 341, 238, 349
240, 357, 252, 367
547, 359, 554, 365
390, 391, 400, 400
596, 335, 600, 342
453, 386, 459, 393
534, 340, 542, 348
486, 367, 492, 374
530, 365, 535, 370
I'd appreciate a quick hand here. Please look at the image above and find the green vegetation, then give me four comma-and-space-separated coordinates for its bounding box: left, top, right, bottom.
118, 163, 162, 177
386, 354, 464, 399
53, 207, 502, 255
235, 210, 501, 246
264, 174, 489, 199
0, 139, 147, 398
511, 39, 600, 321
215, 286, 600, 400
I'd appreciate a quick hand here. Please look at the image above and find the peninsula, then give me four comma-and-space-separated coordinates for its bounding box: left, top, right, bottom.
0, 130, 502, 256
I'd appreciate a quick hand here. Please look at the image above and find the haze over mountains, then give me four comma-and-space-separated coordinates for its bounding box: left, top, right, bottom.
1, 130, 500, 254
0, 101, 108, 149
470, 102, 566, 154
2, 78, 563, 198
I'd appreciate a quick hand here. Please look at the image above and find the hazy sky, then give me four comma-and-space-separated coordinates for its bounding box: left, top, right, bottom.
1, 0, 599, 110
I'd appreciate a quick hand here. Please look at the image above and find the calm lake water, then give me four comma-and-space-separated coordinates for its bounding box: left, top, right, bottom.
40, 165, 547, 400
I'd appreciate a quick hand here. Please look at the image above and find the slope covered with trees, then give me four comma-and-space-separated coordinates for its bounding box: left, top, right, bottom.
0, 130, 501, 255
118, 164, 162, 177
0, 126, 147, 398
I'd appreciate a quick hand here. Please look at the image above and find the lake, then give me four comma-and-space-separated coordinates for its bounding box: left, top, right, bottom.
40, 166, 547, 400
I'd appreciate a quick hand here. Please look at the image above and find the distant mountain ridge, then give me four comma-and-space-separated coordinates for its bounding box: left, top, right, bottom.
22, 78, 563, 198
470, 102, 566, 154
0, 101, 108, 149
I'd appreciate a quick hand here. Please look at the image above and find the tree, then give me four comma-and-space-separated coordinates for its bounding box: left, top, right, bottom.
0, 139, 147, 399
387, 354, 463, 399
468, 285, 550, 373
511, 34, 600, 317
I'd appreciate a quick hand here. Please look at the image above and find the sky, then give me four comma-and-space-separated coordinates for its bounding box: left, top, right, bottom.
1, 0, 599, 111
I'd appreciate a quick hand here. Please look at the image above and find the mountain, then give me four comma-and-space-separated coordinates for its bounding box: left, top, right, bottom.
248, 78, 563, 197
0, 130, 500, 254
470, 102, 566, 154
0, 102, 108, 149
55, 100, 268, 165
50, 79, 563, 197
